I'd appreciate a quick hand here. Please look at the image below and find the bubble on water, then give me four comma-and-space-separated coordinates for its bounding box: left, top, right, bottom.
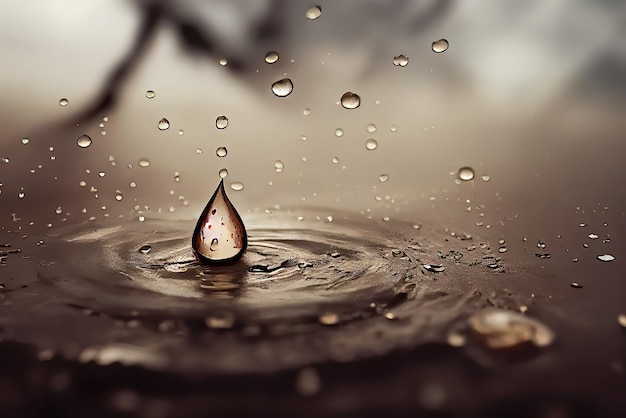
392, 54, 409, 67
59, 98, 69, 106
216, 147, 228, 158
432, 39, 449, 53
215, 115, 229, 130
318, 312, 340, 326
77, 135, 92, 148
271, 78, 294, 97
21, 138, 29, 145
264, 51, 279, 64
305, 6, 322, 20
219, 168, 228, 178
378, 174, 389, 182
274, 160, 284, 173
457, 167, 474, 181
340, 92, 361, 109
230, 182, 244, 191
138, 245, 152, 254
145, 90, 155, 99
597, 254, 615, 262
192, 179, 247, 265
365, 139, 378, 150
158, 118, 170, 130
138, 158, 150, 168
335, 128, 344, 137
366, 123, 377, 133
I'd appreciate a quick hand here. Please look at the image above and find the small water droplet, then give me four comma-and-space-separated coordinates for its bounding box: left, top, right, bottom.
219, 58, 228, 66
205, 312, 236, 329
158, 118, 170, 131
196, 148, 203, 154
216, 147, 228, 157
498, 246, 507, 253
597, 254, 615, 262
77, 135, 92, 148
335, 128, 344, 137
59, 98, 69, 106
21, 138, 29, 145
423, 264, 445, 272
138, 158, 150, 168
432, 39, 449, 53
192, 179, 247, 265
138, 245, 152, 254
274, 160, 284, 173
219, 168, 228, 178
482, 175, 490, 182
618, 314, 626, 328
469, 308, 555, 349
331, 157, 339, 164
305, 6, 322, 20
390, 125, 398, 132
178, 129, 184, 136
230, 182, 244, 191
588, 233, 599, 239
271, 78, 294, 97
145, 90, 155, 99
366, 123, 377, 133
215, 115, 229, 129
392, 54, 409, 67
378, 174, 389, 182
264, 51, 279, 64
457, 167, 474, 181
570, 282, 583, 288
318, 312, 339, 326
340, 92, 361, 109
365, 138, 378, 150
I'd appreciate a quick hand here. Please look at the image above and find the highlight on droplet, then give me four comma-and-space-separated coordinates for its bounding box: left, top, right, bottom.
192, 179, 247, 265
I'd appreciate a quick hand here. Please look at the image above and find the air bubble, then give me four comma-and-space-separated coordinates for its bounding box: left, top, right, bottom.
264, 51, 279, 64
340, 92, 361, 109
458, 167, 474, 181
432, 39, 449, 53
216, 116, 229, 130
271, 78, 294, 97
59, 98, 69, 106
365, 139, 378, 150
274, 160, 284, 173
216, 147, 228, 157
158, 118, 170, 130
77, 135, 92, 148
138, 158, 150, 168
392, 54, 409, 67
305, 6, 322, 20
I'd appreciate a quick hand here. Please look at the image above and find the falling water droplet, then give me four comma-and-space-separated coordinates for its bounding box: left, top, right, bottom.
271, 78, 294, 97
340, 92, 361, 109
230, 182, 244, 191
379, 174, 389, 182
158, 118, 170, 130
432, 39, 449, 53
219, 168, 228, 178
192, 179, 247, 265
264, 51, 279, 64
216, 147, 228, 158
145, 90, 155, 99
59, 98, 69, 106
365, 139, 378, 150
274, 160, 284, 173
77, 135, 92, 148
216, 116, 229, 129
458, 167, 474, 181
392, 54, 409, 67
305, 6, 322, 20
138, 158, 150, 168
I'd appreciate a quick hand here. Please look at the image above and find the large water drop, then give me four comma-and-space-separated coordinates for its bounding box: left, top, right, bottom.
264, 51, 279, 64
158, 118, 170, 130
305, 6, 322, 20
365, 139, 378, 150
341, 92, 361, 109
216, 116, 229, 130
392, 55, 409, 67
271, 78, 294, 97
59, 98, 69, 106
458, 167, 474, 181
216, 147, 228, 158
432, 39, 449, 53
192, 179, 247, 265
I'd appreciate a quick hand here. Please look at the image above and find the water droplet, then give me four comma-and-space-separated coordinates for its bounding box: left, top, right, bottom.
158, 118, 170, 130
274, 160, 284, 173
423, 264, 445, 272
588, 233, 599, 239
138, 158, 150, 168
219, 168, 228, 178
138, 245, 152, 254
457, 167, 474, 181
216, 147, 228, 157
482, 175, 490, 182
302, 108, 311, 116
498, 246, 507, 253
469, 308, 555, 349
230, 182, 244, 191
192, 179, 247, 265
21, 138, 29, 145
365, 139, 378, 150
335, 128, 344, 137
215, 115, 229, 130
305, 6, 322, 20
340, 92, 361, 109
392, 54, 409, 67
570, 282, 583, 289
219, 58, 228, 66
366, 123, 377, 133
447, 331, 466, 347
390, 124, 398, 132
59, 98, 69, 106
271, 78, 294, 97
178, 130, 184, 136
205, 312, 236, 329
331, 157, 339, 164
618, 314, 626, 328
432, 39, 449, 53
77, 135, 92, 148
196, 148, 203, 154
597, 254, 615, 262
378, 174, 389, 182
264, 51, 279, 64
318, 312, 339, 325
145, 90, 155, 99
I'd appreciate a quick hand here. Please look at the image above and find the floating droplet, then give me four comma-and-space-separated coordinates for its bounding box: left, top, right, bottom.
145, 90, 155, 99
138, 245, 152, 254
21, 138, 29, 145
366, 123, 377, 133
365, 138, 378, 150
458, 167, 474, 181
192, 179, 247, 265
432, 39, 449, 53
77, 135, 92, 148
219, 168, 228, 178
158, 118, 170, 130
216, 116, 229, 130
335, 128, 344, 137
59, 98, 69, 106
340, 92, 361, 109
305, 6, 322, 20
392, 54, 409, 67
264, 51, 279, 64
378, 174, 389, 182
597, 254, 615, 262
274, 160, 284, 173
271, 78, 294, 97
216, 147, 228, 157
230, 182, 244, 191
138, 158, 150, 168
